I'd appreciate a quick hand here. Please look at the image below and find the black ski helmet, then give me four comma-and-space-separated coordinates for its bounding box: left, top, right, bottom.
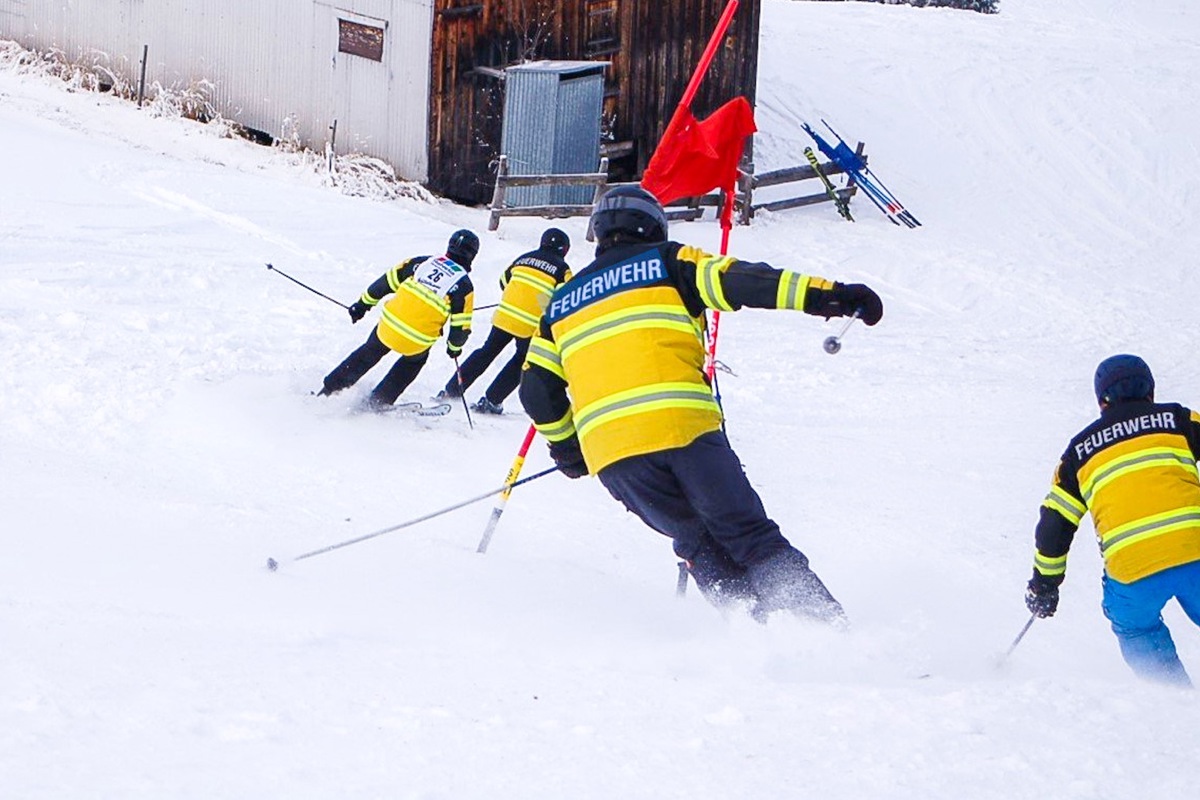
1094, 354, 1154, 405
446, 229, 480, 267
540, 227, 570, 256
590, 185, 668, 243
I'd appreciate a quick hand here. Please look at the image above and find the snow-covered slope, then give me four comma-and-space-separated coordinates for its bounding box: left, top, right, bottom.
2, 1, 1198, 796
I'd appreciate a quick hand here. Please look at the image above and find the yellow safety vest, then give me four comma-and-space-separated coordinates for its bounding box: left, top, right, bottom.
531, 250, 721, 472
371, 257, 473, 356
493, 264, 566, 339
1041, 406, 1200, 583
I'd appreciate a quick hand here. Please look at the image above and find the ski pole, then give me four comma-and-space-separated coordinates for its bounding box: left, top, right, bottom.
453, 356, 474, 430
997, 613, 1037, 667
820, 120, 921, 226
265, 263, 350, 310
704, 310, 723, 381
266, 466, 558, 570
476, 425, 538, 554
823, 310, 861, 355
850, 171, 911, 227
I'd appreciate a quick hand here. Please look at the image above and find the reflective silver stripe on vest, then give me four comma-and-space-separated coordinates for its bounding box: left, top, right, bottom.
575, 387, 717, 432
1100, 510, 1200, 555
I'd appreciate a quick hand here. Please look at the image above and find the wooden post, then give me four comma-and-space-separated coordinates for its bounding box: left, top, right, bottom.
584, 156, 610, 241
488, 155, 509, 232
737, 164, 754, 225
136, 44, 148, 108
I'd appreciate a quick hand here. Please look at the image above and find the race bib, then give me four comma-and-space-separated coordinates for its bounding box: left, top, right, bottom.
414, 255, 468, 295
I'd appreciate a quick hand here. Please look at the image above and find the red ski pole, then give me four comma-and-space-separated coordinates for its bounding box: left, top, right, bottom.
476, 425, 539, 554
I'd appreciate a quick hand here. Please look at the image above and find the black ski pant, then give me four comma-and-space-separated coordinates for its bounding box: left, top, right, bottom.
443, 326, 530, 404
321, 328, 429, 406
598, 430, 844, 622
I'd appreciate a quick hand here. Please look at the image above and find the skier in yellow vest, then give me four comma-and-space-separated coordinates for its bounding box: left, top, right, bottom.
440, 228, 572, 414
1025, 354, 1200, 686
318, 230, 478, 409
519, 186, 883, 623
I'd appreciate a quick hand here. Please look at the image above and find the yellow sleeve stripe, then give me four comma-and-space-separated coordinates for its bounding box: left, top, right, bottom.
386, 259, 416, 293
775, 272, 813, 311
1034, 550, 1068, 577
695, 255, 736, 312
534, 409, 577, 443
360, 292, 380, 306
1043, 485, 1086, 525
526, 336, 565, 380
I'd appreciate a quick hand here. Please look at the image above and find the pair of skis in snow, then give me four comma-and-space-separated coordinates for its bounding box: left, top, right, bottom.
382, 401, 453, 417
802, 119, 921, 228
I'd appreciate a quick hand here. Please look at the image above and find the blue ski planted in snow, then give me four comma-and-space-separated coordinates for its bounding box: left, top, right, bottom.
801, 120, 921, 228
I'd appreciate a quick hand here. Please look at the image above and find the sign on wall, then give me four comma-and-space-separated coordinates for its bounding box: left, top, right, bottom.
338, 18, 385, 61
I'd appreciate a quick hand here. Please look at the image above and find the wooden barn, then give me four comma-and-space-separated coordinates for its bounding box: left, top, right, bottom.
0, 0, 762, 205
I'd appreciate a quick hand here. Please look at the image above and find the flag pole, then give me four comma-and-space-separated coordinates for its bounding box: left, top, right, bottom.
651, 0, 742, 382
678, 0, 740, 110
699, 2, 741, 381
654, 1, 740, 153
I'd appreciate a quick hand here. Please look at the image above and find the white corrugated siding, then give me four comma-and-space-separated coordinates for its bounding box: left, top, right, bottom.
0, 0, 433, 181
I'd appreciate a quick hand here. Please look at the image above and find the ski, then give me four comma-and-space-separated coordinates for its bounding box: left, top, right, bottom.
822, 120, 921, 224
801, 121, 921, 228
821, 119, 921, 227
382, 401, 453, 417
803, 146, 854, 222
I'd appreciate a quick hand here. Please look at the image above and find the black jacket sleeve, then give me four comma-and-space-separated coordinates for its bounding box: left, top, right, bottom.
360, 257, 419, 305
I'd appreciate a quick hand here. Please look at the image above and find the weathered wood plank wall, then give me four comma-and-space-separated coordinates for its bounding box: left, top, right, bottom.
428, 0, 761, 204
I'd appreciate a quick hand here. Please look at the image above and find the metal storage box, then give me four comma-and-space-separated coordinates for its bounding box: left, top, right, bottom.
500, 61, 606, 207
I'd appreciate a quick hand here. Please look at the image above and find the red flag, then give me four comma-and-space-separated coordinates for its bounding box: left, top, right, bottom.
641, 96, 757, 207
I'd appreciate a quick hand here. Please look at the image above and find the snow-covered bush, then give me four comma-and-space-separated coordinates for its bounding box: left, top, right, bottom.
3, 39, 458, 207
0, 42, 135, 95
0, 40, 242, 131
273, 114, 435, 203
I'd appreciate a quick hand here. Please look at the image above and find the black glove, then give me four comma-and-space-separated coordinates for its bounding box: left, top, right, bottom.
446, 343, 463, 360
548, 437, 589, 479
830, 283, 883, 326
348, 300, 370, 323
1025, 573, 1060, 618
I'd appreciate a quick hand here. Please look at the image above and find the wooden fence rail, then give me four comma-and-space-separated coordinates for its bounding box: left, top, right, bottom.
742, 141, 865, 222
487, 155, 609, 232
487, 143, 867, 233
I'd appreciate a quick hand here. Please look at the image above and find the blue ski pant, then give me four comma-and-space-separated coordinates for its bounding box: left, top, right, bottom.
1101, 560, 1200, 688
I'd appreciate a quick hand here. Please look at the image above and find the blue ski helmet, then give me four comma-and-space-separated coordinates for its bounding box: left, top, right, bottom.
1094, 354, 1154, 405
591, 185, 668, 244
